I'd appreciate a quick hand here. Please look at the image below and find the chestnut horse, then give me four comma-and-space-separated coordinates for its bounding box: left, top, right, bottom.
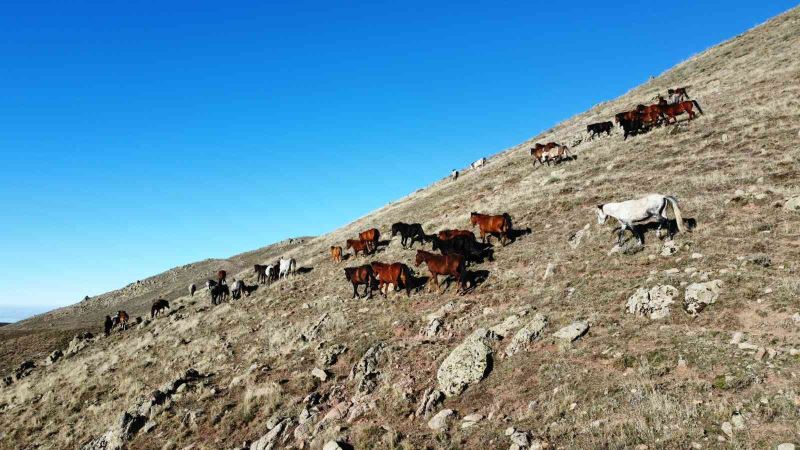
344, 265, 375, 299
437, 229, 476, 241
359, 228, 380, 252
330, 246, 343, 263
660, 100, 703, 124
370, 262, 411, 297
346, 239, 371, 257
415, 250, 466, 294
217, 270, 227, 285
116, 310, 130, 330
470, 212, 513, 246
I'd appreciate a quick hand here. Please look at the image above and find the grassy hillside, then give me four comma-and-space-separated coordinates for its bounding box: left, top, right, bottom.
1, 6, 799, 450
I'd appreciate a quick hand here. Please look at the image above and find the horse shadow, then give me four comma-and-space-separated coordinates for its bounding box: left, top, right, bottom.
297, 267, 314, 274
462, 269, 490, 294
243, 284, 258, 296
614, 217, 698, 245
406, 273, 430, 294
508, 227, 533, 243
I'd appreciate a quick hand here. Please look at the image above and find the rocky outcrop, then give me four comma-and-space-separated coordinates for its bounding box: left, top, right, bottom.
415, 387, 444, 418
626, 285, 678, 320
349, 342, 385, 396
251, 418, 291, 450
437, 329, 493, 397
505, 314, 548, 357
65, 332, 94, 358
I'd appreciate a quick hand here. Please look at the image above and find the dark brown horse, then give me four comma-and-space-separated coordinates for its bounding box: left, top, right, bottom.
437, 229, 476, 241
151, 299, 170, 318
370, 262, 411, 297
358, 228, 380, 252
415, 250, 466, 294
469, 212, 513, 245
217, 270, 227, 285
116, 310, 130, 330
344, 265, 375, 299
346, 239, 371, 257
254, 265, 267, 283
660, 100, 703, 123
330, 246, 343, 263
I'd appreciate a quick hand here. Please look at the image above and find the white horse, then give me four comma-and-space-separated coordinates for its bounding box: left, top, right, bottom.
230, 279, 243, 299
279, 258, 297, 279
596, 194, 685, 246
470, 157, 486, 170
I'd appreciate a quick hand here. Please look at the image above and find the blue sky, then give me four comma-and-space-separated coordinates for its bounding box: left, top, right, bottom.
0, 1, 795, 322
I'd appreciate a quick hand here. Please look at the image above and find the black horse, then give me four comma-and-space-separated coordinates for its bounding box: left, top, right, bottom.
390, 222, 427, 248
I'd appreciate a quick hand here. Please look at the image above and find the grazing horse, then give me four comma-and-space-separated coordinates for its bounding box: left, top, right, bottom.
660, 100, 703, 124
415, 250, 466, 294
470, 212, 513, 246
344, 265, 376, 299
437, 229, 476, 242
330, 246, 343, 263
370, 262, 411, 297
470, 157, 487, 170
217, 270, 227, 285
346, 239, 371, 257
359, 228, 380, 253
210, 283, 229, 305
189, 283, 196, 297
151, 299, 170, 318
279, 258, 297, 279
103, 315, 113, 336
254, 264, 268, 283
116, 310, 130, 330
587, 121, 613, 138
391, 222, 426, 248
431, 235, 491, 265
597, 194, 686, 246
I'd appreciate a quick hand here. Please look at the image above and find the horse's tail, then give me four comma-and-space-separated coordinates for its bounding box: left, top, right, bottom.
502, 213, 513, 232
665, 196, 686, 233
692, 100, 704, 115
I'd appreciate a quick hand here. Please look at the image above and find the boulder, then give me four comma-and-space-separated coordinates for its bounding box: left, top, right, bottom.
251, 418, 290, 450
784, 196, 800, 212
505, 314, 548, 357
349, 342, 385, 395
311, 368, 328, 382
43, 349, 63, 366
437, 329, 493, 397
322, 441, 345, 450
626, 285, 678, 320
684, 280, 723, 316
427, 409, 456, 432
553, 321, 589, 343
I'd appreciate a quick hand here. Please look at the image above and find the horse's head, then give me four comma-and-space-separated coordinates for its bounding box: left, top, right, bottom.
414, 251, 426, 267
344, 268, 354, 281
469, 212, 479, 226
345, 240, 353, 250
596, 205, 607, 224
390, 223, 400, 236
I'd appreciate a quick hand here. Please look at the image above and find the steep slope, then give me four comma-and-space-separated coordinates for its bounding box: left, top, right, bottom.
1, 7, 799, 450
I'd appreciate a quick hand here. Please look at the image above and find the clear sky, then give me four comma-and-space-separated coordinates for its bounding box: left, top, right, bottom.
0, 1, 795, 322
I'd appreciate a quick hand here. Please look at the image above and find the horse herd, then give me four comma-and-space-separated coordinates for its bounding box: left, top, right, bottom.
336, 212, 515, 299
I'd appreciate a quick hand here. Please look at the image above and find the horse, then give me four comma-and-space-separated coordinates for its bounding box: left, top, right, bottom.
116, 310, 130, 330
431, 235, 492, 265
391, 222, 427, 248
279, 258, 297, 279
217, 270, 227, 285
266, 264, 278, 284
230, 279, 246, 299
587, 121, 613, 138
414, 250, 466, 294
151, 299, 170, 318
370, 262, 411, 298
344, 265, 375, 299
346, 239, 372, 257
359, 228, 380, 252
471, 157, 487, 170
543, 144, 572, 164
103, 315, 113, 336
597, 194, 686, 246
451, 169, 459, 181
668, 87, 690, 102
189, 283, 196, 297
470, 212, 513, 246
254, 264, 268, 283
437, 229, 476, 242
530, 146, 551, 167
660, 100, 703, 124
206, 279, 217, 290
616, 113, 642, 140
210, 283, 229, 305
330, 246, 343, 263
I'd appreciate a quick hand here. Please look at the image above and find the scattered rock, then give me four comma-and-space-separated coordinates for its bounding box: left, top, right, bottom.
684, 280, 723, 316
777, 444, 796, 450
491, 315, 523, 338
461, 413, 484, 429
784, 196, 800, 213
729, 332, 744, 345
626, 285, 678, 320
543, 263, 556, 280
437, 329, 493, 397
43, 349, 63, 366
553, 320, 589, 343
691, 253, 703, 259
505, 314, 548, 357
318, 344, 347, 367
322, 441, 345, 450
747, 253, 771, 268
427, 409, 456, 432
721, 421, 733, 438
415, 387, 444, 418
311, 368, 329, 382
660, 241, 678, 257
420, 317, 443, 338
251, 418, 290, 450
731, 412, 744, 429
568, 225, 591, 249
66, 332, 94, 357
349, 342, 385, 395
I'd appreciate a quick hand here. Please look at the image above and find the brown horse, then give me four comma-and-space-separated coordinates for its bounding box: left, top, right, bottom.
415, 250, 466, 294
359, 228, 380, 252
217, 270, 227, 285
543, 144, 572, 164
660, 100, 703, 123
469, 212, 513, 245
346, 239, 371, 257
344, 265, 375, 299
330, 246, 343, 263
116, 310, 130, 330
437, 229, 476, 241
151, 299, 170, 318
254, 265, 267, 283
370, 262, 411, 297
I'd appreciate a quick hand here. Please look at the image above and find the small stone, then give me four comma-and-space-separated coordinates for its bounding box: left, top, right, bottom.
322, 441, 345, 450
721, 421, 733, 437
777, 444, 796, 450
311, 368, 328, 382
691, 253, 703, 259
505, 427, 516, 436
729, 332, 743, 345
553, 320, 589, 343
730, 412, 744, 429
427, 409, 456, 432
755, 348, 766, 361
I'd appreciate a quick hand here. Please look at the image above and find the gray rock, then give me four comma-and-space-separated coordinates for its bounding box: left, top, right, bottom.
427, 409, 456, 432
311, 368, 328, 382
777, 444, 796, 450
318, 344, 347, 367
415, 387, 444, 418
784, 196, 800, 212
420, 317, 443, 338
322, 441, 345, 450
461, 413, 484, 429
684, 280, 723, 316
437, 329, 493, 397
553, 320, 589, 343
568, 225, 591, 249
250, 418, 289, 450
43, 349, 63, 366
491, 315, 522, 338
660, 240, 678, 257
626, 285, 678, 320
505, 314, 548, 357
349, 342, 385, 395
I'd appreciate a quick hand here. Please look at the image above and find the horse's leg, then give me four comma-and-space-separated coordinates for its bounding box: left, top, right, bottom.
352, 283, 358, 299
